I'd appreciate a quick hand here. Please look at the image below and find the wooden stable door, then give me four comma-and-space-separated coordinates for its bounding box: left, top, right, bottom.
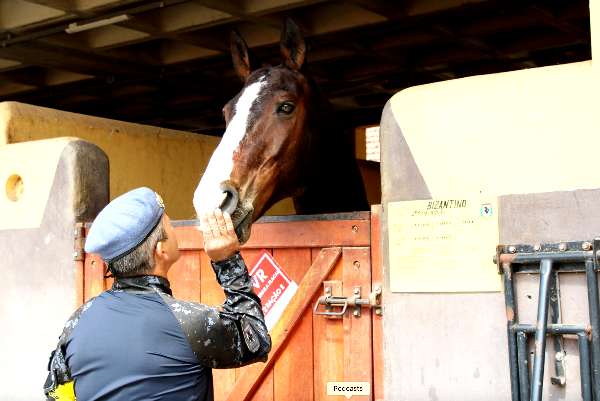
82, 209, 383, 401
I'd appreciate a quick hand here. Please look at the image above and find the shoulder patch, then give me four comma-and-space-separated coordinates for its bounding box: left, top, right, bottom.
241, 318, 260, 353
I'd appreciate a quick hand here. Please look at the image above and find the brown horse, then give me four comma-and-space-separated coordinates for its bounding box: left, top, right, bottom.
193, 19, 368, 243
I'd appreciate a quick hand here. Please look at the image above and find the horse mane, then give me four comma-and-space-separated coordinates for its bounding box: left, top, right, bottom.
292, 70, 369, 214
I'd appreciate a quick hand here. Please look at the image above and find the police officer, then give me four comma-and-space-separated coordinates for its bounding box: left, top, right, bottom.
44, 187, 271, 401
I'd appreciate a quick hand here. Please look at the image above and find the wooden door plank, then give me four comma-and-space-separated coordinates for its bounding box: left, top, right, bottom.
245, 220, 370, 249
273, 248, 314, 401
200, 252, 234, 401
84, 253, 105, 301
75, 257, 84, 307
342, 247, 372, 401
175, 219, 370, 250
168, 250, 201, 301
234, 249, 273, 401
370, 205, 384, 401
313, 249, 345, 401
249, 370, 274, 401
240, 249, 266, 270
236, 250, 269, 382
202, 250, 267, 400
200, 251, 224, 305
225, 247, 342, 401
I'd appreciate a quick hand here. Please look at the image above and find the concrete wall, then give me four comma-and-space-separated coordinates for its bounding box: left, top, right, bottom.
0, 138, 108, 401
380, 60, 600, 400
0, 101, 296, 218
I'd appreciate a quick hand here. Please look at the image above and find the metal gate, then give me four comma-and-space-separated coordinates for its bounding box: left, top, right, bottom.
497, 240, 600, 401
80, 208, 383, 401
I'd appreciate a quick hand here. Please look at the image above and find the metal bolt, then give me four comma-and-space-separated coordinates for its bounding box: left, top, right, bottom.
375, 308, 382, 316
351, 225, 359, 233
533, 244, 541, 252
508, 246, 517, 254
552, 376, 566, 386
559, 243, 567, 252
555, 351, 565, 362
353, 309, 360, 317
583, 242, 593, 251
354, 287, 360, 295
374, 286, 381, 295
353, 261, 361, 269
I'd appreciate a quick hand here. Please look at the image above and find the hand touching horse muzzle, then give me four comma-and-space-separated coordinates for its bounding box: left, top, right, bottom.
217, 182, 253, 242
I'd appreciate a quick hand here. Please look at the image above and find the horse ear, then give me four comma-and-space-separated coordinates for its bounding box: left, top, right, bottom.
280, 18, 306, 71
231, 29, 251, 81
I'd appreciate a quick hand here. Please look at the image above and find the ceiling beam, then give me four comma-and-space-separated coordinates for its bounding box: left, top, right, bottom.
191, 0, 281, 29
2, 66, 67, 88
339, 0, 410, 19
21, 0, 79, 12
0, 40, 157, 76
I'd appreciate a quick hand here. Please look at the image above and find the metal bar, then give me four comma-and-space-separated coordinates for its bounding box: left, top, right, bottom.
500, 251, 594, 265
531, 258, 553, 401
498, 241, 600, 401
586, 253, 600, 400
503, 261, 521, 401
514, 264, 586, 274
513, 324, 588, 335
549, 271, 566, 386
517, 332, 531, 401
579, 333, 593, 401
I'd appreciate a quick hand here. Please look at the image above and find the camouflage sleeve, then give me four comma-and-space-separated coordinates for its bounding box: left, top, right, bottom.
43, 297, 96, 400
159, 252, 271, 368
43, 343, 72, 401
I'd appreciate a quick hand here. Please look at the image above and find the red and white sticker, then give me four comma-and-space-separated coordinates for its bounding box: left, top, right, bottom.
249, 251, 298, 330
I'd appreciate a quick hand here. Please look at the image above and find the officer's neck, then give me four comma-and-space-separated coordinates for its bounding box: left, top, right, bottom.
149, 260, 172, 280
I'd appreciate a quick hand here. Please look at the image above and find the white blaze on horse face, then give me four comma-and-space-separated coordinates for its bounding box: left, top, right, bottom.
193, 77, 266, 217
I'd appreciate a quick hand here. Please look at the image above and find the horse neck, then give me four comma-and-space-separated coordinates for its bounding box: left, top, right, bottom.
292, 120, 369, 215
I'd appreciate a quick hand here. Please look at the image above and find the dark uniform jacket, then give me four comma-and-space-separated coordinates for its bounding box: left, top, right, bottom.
44, 252, 271, 401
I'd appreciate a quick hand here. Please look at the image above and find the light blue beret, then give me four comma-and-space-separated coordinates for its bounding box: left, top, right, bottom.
85, 187, 165, 262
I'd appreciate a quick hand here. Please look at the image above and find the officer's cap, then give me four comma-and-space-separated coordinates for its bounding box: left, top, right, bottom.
85, 187, 165, 262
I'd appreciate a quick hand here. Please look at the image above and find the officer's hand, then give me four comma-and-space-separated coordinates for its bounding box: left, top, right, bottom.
200, 209, 240, 262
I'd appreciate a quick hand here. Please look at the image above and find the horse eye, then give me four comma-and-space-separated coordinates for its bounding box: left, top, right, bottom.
277, 102, 295, 115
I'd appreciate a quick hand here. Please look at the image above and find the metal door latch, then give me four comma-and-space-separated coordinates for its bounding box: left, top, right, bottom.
313, 283, 382, 318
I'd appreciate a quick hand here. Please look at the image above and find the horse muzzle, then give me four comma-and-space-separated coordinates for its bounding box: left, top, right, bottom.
218, 182, 253, 243
219, 182, 239, 216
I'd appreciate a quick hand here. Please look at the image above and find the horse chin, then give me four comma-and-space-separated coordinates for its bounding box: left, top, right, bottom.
232, 206, 254, 244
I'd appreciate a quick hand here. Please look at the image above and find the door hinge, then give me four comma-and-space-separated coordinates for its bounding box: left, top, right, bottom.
73, 222, 86, 261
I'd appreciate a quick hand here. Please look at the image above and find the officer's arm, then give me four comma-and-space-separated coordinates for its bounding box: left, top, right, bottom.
44, 340, 74, 401
160, 252, 271, 368
43, 298, 95, 400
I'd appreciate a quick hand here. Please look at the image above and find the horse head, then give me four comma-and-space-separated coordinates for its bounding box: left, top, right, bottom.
194, 19, 367, 243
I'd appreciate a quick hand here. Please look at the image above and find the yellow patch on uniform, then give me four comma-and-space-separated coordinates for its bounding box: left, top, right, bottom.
48, 381, 76, 401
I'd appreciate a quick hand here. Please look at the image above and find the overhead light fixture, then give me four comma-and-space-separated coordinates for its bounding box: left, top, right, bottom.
65, 14, 130, 34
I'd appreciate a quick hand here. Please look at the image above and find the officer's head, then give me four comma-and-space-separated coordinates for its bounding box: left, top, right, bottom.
84, 187, 181, 277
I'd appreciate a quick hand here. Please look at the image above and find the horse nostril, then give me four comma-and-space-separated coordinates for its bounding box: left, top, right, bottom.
219, 182, 239, 216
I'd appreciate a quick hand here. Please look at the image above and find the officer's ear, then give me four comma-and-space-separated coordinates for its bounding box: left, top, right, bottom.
154, 240, 168, 264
